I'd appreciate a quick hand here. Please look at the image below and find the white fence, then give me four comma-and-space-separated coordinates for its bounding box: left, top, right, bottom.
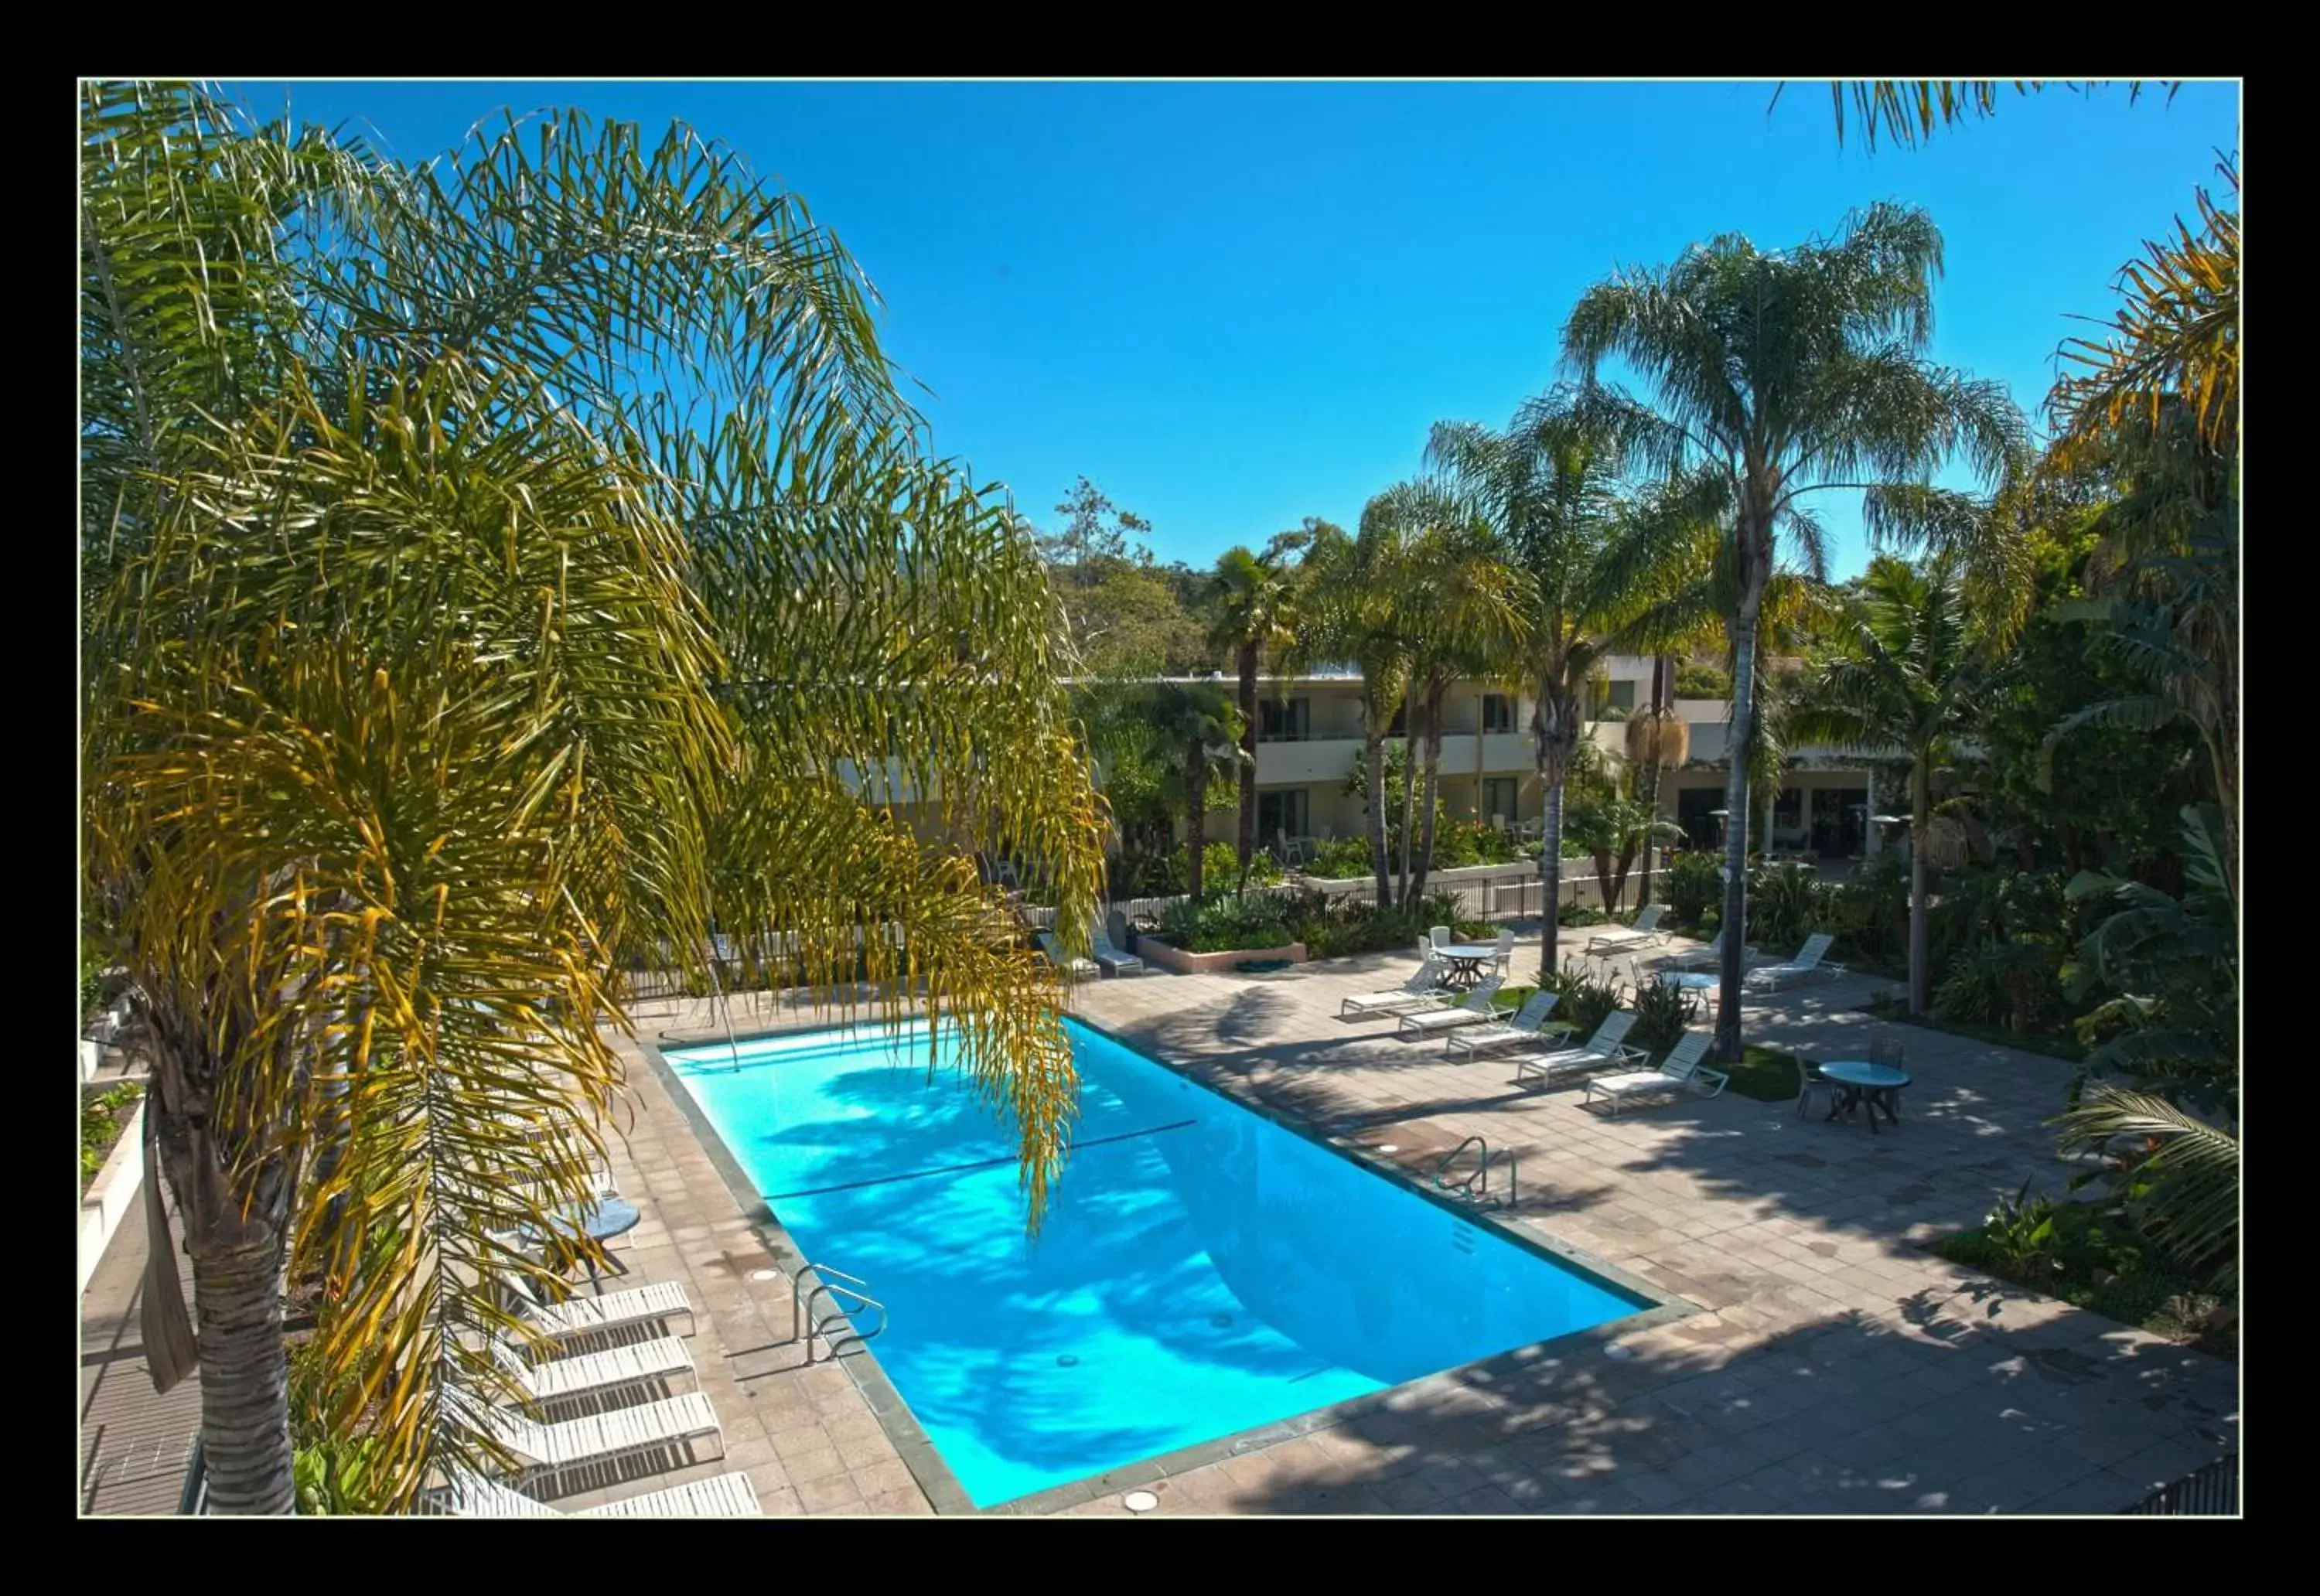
1063, 861, 1669, 929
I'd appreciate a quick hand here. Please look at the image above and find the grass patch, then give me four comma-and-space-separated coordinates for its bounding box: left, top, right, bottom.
1929, 1199, 2235, 1361
1725, 1045, 1807, 1103
1859, 995, 2086, 1062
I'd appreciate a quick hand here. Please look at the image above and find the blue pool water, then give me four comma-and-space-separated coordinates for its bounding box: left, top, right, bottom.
667, 1019, 1646, 1508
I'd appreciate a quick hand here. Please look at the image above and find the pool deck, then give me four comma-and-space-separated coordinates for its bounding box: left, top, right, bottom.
80, 932, 2238, 1516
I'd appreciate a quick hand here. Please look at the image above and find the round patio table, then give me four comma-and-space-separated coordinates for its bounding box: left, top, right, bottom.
1439, 944, 1498, 991
520, 1196, 641, 1281
1817, 1060, 1910, 1134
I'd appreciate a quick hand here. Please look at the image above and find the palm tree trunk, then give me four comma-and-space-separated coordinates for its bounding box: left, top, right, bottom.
1908, 755, 1932, 1015
1412, 680, 1445, 905
1186, 745, 1208, 901
1716, 599, 1762, 1064
148, 1049, 298, 1515
1365, 722, 1391, 909
1395, 710, 1416, 909
1236, 642, 1259, 878
1637, 653, 1669, 911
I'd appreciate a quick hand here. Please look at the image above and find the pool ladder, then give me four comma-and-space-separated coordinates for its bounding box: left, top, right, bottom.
790, 1261, 889, 1364
1434, 1135, 1516, 1209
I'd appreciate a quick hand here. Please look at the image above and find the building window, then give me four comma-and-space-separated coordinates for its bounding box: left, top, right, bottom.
1365, 701, 1408, 738
1482, 693, 1516, 734
1257, 697, 1310, 742
1591, 679, 1636, 717
1482, 777, 1520, 827
1258, 788, 1309, 843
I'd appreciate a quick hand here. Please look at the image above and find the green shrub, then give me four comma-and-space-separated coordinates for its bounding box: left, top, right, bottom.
1748, 861, 1827, 951
1300, 837, 1374, 879
1629, 977, 1704, 1052
1539, 965, 1626, 1035
1555, 900, 1607, 928
1661, 852, 1723, 926
1831, 849, 1908, 967
80, 1082, 143, 1181
1430, 819, 1525, 870
1154, 892, 1294, 953
1674, 660, 1729, 699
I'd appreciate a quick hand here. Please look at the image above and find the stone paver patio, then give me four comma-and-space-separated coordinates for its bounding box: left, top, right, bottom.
80, 929, 2237, 1516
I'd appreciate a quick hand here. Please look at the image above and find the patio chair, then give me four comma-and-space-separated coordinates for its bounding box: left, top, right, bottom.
1585, 905, 1666, 957
1444, 990, 1562, 1059
438, 1470, 762, 1519
1742, 933, 1846, 991
1428, 925, 1454, 953
1794, 1055, 1840, 1119
1512, 1011, 1647, 1090
481, 1391, 725, 1492
1395, 976, 1506, 1038
1585, 1031, 1728, 1116
1339, 948, 1450, 1018
491, 1332, 696, 1406
1489, 928, 1515, 980
506, 1274, 697, 1343
1036, 929, 1100, 979
1089, 921, 1145, 977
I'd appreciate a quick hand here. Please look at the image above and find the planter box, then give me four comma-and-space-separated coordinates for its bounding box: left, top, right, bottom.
1136, 938, 1308, 976
80, 1099, 146, 1297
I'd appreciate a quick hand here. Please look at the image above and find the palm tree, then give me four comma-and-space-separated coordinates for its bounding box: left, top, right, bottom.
1564, 203, 2021, 1059
1426, 387, 1653, 977
82, 84, 1104, 1512
1152, 683, 1246, 900
1206, 543, 1300, 881
1626, 653, 1687, 909
1793, 556, 1997, 1013
1776, 80, 2184, 153
1295, 517, 1417, 906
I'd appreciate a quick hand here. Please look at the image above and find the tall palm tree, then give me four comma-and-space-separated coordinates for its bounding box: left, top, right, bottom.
1564, 203, 2021, 1059
1426, 387, 1647, 977
1793, 556, 1997, 1013
1776, 80, 2183, 153
1295, 517, 1418, 906
1151, 683, 1246, 900
1206, 544, 1300, 880
1626, 653, 1687, 909
82, 84, 1104, 1513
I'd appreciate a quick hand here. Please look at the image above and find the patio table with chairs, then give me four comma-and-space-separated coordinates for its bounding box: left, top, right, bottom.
1800, 1040, 1909, 1132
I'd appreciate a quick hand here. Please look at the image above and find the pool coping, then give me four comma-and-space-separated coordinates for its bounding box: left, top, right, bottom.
638, 1006, 1696, 1518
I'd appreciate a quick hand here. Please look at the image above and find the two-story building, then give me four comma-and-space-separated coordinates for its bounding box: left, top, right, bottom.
1210, 656, 1890, 861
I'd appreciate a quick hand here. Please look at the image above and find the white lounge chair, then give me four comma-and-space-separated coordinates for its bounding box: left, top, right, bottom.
440, 1470, 762, 1518
1584, 1031, 1729, 1115
482, 1391, 725, 1490
1513, 1010, 1647, 1090
1339, 947, 1449, 1018
1090, 923, 1145, 977
1585, 905, 1666, 956
1743, 933, 1847, 991
1037, 929, 1099, 978
493, 1332, 696, 1405
508, 1275, 696, 1342
1396, 976, 1506, 1038
1660, 928, 1755, 973
1444, 990, 1564, 1059
1489, 928, 1516, 980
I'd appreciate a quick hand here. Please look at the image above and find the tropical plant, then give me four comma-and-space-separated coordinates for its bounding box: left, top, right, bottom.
1151, 682, 1246, 902
1565, 203, 2021, 1058
2052, 1090, 2237, 1291
82, 83, 1104, 1513
1424, 385, 1653, 978
1791, 554, 2004, 1011
1536, 966, 1628, 1038
1977, 1181, 2065, 1279
1629, 977, 1704, 1053
1782, 80, 2183, 154
1660, 852, 1724, 928
1295, 514, 1418, 905
1208, 537, 1305, 875
1747, 862, 1827, 953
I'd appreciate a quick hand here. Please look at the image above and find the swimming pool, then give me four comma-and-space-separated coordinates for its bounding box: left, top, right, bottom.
666, 1018, 1648, 1509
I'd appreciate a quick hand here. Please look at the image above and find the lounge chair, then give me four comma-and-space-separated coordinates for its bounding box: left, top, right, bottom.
1583, 1031, 1728, 1116
1444, 990, 1563, 1059
1512, 1011, 1647, 1090
1339, 946, 1450, 1018
507, 1275, 696, 1342
1090, 923, 1145, 977
1395, 977, 1506, 1038
1660, 929, 1754, 973
1037, 930, 1099, 979
1742, 933, 1847, 991
1585, 905, 1666, 957
439, 1470, 762, 1518
482, 1391, 725, 1490
493, 1332, 696, 1405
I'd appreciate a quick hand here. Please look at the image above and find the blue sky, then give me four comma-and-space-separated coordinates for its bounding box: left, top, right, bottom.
227, 80, 2240, 578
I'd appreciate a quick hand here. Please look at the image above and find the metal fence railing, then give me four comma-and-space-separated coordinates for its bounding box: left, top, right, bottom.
2121, 1453, 2238, 1516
